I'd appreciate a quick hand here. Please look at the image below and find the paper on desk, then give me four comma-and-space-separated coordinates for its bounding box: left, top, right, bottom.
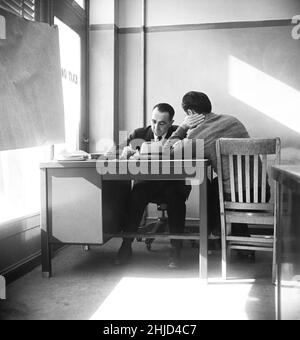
56, 150, 90, 161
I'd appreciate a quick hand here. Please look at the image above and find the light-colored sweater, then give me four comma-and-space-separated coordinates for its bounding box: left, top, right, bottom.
168, 113, 250, 194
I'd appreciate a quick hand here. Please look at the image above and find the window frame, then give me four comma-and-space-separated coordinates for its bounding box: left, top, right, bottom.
52, 0, 89, 151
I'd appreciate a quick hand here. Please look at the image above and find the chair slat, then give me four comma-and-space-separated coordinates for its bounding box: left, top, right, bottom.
237, 155, 243, 202
245, 155, 250, 203
229, 155, 236, 202
254, 155, 259, 203
261, 154, 267, 203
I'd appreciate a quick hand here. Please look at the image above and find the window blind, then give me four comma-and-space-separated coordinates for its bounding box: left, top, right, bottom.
0, 0, 36, 21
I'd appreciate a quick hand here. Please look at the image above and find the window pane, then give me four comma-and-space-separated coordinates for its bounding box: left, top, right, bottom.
0, 146, 50, 224
74, 0, 85, 9
54, 17, 81, 155
0, 0, 36, 21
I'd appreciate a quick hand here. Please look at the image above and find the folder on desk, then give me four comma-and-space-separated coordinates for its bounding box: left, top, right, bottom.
138, 141, 163, 160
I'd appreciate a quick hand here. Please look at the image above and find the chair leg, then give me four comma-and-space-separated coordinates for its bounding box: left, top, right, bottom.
272, 261, 276, 285
221, 236, 227, 280
272, 244, 277, 284
227, 246, 232, 262
271, 223, 277, 284
222, 223, 232, 280
221, 245, 227, 280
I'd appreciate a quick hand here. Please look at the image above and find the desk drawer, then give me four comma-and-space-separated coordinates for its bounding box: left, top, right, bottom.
48, 168, 103, 244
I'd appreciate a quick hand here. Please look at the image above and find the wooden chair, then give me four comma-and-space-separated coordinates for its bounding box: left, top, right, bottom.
216, 138, 281, 281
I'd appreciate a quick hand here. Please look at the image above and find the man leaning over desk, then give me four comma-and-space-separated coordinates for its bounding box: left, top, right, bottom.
165, 91, 271, 250
115, 103, 203, 268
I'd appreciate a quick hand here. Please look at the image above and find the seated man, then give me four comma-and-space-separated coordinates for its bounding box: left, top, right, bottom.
165, 91, 270, 238
115, 103, 192, 268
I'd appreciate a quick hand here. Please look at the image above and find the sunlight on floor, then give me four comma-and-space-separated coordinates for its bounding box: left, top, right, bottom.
90, 277, 255, 320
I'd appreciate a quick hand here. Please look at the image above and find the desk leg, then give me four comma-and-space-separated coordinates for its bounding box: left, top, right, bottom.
41, 230, 52, 278
199, 167, 208, 283
41, 169, 52, 278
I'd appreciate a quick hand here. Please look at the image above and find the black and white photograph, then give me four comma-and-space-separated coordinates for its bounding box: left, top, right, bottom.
0, 0, 300, 322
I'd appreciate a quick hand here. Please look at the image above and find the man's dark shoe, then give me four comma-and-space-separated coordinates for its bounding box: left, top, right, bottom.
114, 240, 132, 265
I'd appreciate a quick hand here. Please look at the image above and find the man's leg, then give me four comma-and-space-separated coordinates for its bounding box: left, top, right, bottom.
207, 178, 221, 237
164, 182, 191, 268
127, 182, 154, 232
115, 182, 158, 265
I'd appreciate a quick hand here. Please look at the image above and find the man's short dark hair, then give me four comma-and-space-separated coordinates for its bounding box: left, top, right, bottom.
153, 103, 175, 121
182, 91, 212, 114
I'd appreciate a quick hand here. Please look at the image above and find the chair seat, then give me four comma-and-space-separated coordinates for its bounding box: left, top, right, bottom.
225, 210, 274, 225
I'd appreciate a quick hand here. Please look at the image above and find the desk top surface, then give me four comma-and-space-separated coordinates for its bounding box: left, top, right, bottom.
40, 159, 208, 169
272, 165, 300, 187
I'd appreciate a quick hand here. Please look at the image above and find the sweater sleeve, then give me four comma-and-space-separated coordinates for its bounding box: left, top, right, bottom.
163, 125, 189, 149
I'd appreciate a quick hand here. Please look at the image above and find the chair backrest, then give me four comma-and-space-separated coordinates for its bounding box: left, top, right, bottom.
216, 138, 281, 212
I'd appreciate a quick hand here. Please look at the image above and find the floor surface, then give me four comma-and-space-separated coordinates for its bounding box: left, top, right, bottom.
0, 238, 275, 320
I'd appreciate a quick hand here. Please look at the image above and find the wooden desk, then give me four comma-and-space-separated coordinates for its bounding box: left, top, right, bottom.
40, 159, 208, 282
272, 165, 300, 320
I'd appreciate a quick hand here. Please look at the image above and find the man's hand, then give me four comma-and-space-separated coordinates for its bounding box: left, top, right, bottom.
129, 151, 140, 160
180, 114, 205, 130
120, 145, 136, 160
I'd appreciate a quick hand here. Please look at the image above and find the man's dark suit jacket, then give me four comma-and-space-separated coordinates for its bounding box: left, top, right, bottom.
127, 125, 179, 150
125, 124, 191, 201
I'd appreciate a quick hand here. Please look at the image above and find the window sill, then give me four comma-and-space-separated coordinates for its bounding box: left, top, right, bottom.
0, 214, 40, 241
